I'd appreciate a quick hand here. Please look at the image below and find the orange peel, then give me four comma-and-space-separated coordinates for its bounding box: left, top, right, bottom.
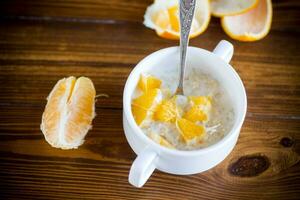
221, 0, 272, 42
143, 0, 210, 40
211, 0, 258, 17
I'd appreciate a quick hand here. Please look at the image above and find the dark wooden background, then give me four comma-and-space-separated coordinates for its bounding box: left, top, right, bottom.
0, 0, 299, 199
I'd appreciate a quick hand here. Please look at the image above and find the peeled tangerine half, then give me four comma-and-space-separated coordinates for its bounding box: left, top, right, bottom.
221, 0, 272, 42
211, 0, 258, 17
41, 77, 96, 149
143, 0, 210, 39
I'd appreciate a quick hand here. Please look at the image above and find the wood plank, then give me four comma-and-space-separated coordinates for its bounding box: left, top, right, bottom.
0, 0, 299, 199
0, 107, 299, 199
0, 0, 152, 22
0, 18, 299, 117
0, 0, 299, 30
0, 62, 299, 117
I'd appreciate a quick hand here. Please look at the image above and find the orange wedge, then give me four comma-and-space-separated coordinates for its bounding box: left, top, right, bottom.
41, 76, 96, 149
183, 106, 208, 122
189, 96, 212, 107
153, 97, 179, 123
143, 0, 210, 39
132, 89, 162, 125
176, 118, 206, 144
138, 74, 162, 93
185, 96, 211, 122
149, 132, 174, 149
132, 89, 162, 111
221, 0, 272, 42
211, 0, 258, 17
131, 105, 148, 126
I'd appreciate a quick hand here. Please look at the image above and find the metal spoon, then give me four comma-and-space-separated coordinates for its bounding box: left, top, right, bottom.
176, 0, 196, 95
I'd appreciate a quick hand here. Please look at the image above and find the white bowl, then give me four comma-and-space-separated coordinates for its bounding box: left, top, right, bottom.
123, 40, 247, 187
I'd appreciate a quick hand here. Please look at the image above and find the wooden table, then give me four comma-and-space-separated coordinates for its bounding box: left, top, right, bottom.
0, 0, 299, 199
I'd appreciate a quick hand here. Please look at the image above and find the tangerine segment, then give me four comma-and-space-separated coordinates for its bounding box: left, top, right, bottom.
211, 0, 258, 17
137, 74, 162, 93
183, 106, 208, 122
132, 105, 147, 125
186, 96, 212, 122
189, 96, 212, 106
153, 97, 179, 123
221, 0, 272, 42
64, 77, 96, 144
149, 132, 174, 149
41, 76, 96, 149
132, 89, 161, 111
176, 118, 205, 144
132, 89, 162, 125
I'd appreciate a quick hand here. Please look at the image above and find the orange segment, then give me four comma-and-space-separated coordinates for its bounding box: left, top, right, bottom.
221, 0, 272, 42
189, 96, 212, 106
183, 106, 208, 122
185, 96, 212, 122
132, 89, 162, 125
159, 137, 174, 149
149, 132, 174, 149
176, 118, 206, 144
131, 105, 147, 125
41, 76, 96, 149
64, 77, 96, 144
153, 97, 179, 123
132, 89, 161, 111
137, 74, 162, 93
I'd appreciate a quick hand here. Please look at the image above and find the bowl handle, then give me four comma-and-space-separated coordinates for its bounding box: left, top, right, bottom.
128, 146, 157, 187
213, 40, 234, 63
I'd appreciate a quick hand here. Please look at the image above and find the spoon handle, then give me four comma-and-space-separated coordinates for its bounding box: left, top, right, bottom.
177, 0, 196, 94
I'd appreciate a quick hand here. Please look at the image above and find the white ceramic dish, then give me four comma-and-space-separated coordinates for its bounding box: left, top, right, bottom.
123, 40, 247, 187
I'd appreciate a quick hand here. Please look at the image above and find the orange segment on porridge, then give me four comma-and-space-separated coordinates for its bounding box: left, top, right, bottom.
176, 118, 206, 144
183, 106, 208, 122
189, 96, 212, 107
131, 88, 162, 125
132, 89, 161, 110
153, 96, 180, 123
131, 105, 148, 125
184, 96, 212, 122
138, 74, 162, 93
149, 132, 174, 149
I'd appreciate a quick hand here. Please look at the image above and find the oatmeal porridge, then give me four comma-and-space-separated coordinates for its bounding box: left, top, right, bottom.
131, 68, 234, 150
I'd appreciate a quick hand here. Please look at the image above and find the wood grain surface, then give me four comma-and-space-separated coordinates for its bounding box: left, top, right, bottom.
0, 0, 300, 199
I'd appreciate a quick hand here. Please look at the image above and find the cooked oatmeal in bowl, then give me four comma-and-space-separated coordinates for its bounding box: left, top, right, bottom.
123, 42, 247, 187
131, 68, 235, 150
